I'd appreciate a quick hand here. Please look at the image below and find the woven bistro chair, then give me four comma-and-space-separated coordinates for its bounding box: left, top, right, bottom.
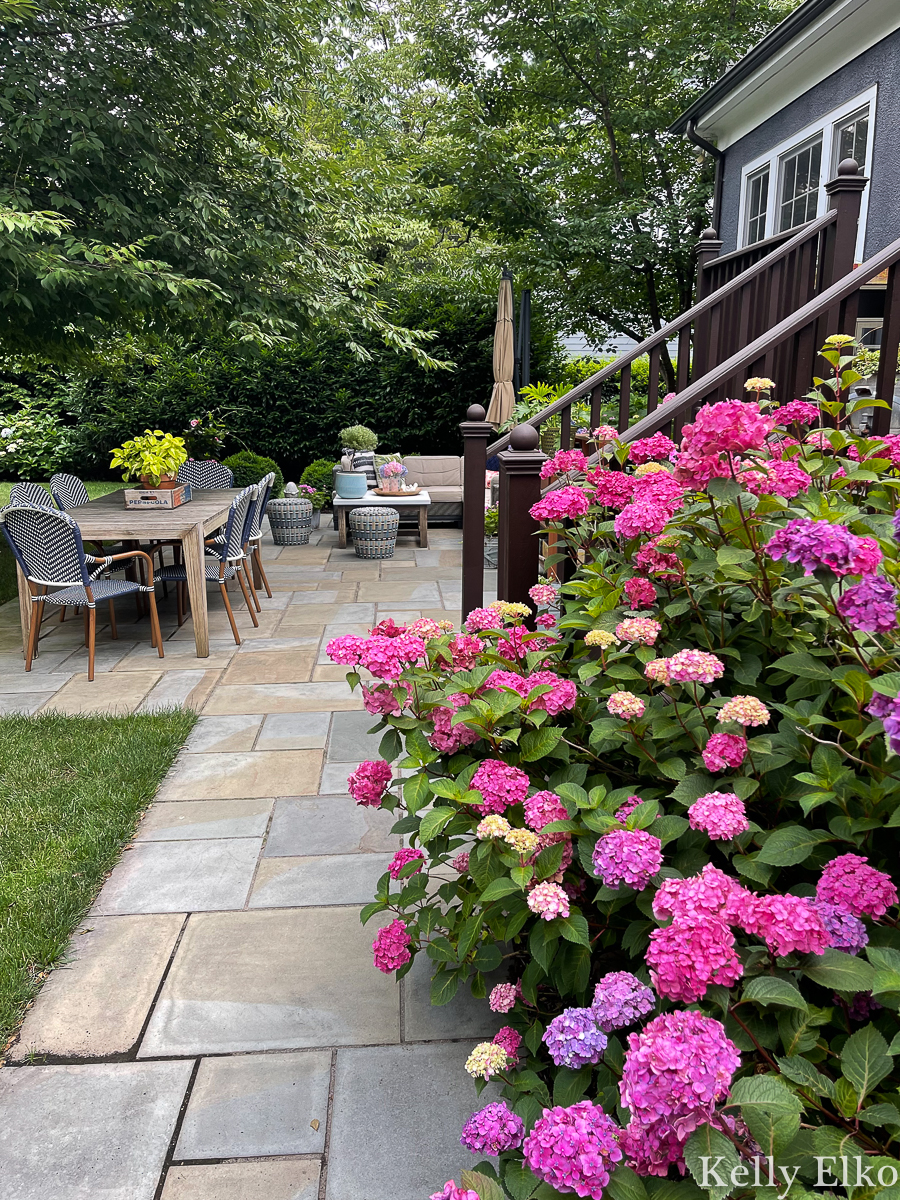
9, 482, 54, 508
157, 484, 259, 645
206, 472, 275, 609
49, 472, 89, 510
0, 504, 163, 681
177, 460, 234, 489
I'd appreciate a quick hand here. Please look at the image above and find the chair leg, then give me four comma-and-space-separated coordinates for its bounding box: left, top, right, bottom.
87, 606, 96, 681
242, 559, 261, 613
219, 582, 242, 645
83, 605, 90, 647
59, 608, 66, 623
147, 590, 165, 659
25, 598, 43, 671
108, 598, 117, 640
235, 568, 259, 627
176, 579, 185, 627
253, 543, 273, 599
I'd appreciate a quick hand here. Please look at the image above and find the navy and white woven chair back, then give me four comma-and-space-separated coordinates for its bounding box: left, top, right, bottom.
248, 472, 275, 540
212, 485, 257, 563
9, 482, 53, 508
0, 505, 91, 587
177, 460, 235, 489
50, 473, 90, 510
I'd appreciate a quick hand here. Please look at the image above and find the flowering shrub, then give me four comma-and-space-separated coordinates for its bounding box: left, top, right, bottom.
329, 338, 900, 1199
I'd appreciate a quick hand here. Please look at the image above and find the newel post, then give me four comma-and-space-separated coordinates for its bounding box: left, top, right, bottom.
460, 403, 494, 620
820, 158, 868, 342
692, 227, 723, 378
497, 424, 547, 609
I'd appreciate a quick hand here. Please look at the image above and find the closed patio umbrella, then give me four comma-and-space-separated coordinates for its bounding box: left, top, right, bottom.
486, 273, 515, 428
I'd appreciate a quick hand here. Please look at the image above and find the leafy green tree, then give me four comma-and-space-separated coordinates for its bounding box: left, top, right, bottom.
0, 0, 443, 363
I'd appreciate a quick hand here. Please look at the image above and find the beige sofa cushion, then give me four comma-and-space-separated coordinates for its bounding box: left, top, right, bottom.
424, 486, 464, 505
402, 456, 463, 488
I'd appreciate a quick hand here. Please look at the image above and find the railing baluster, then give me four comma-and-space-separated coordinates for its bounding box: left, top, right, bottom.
676, 327, 691, 392
560, 404, 572, 451
590, 386, 603, 431
874, 262, 900, 437
618, 365, 631, 432
647, 346, 660, 413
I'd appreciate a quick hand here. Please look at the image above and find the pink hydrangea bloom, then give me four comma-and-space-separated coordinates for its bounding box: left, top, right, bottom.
524, 670, 578, 715
816, 853, 898, 918
428, 695, 480, 754
524, 790, 568, 831
361, 682, 410, 715
430, 1182, 479, 1200
347, 759, 393, 807
460, 1101, 525, 1155
372, 918, 412, 973
688, 791, 749, 839
701, 733, 748, 772
647, 915, 743, 1002
326, 634, 366, 665
530, 830, 574, 876
523, 1102, 623, 1200
451, 851, 470, 873
388, 847, 425, 880
718, 695, 770, 726
406, 617, 444, 640
495, 625, 558, 663
615, 617, 661, 645
357, 634, 427, 681
465, 606, 504, 633
624, 577, 657, 609
541, 448, 589, 480
531, 486, 592, 522
527, 881, 571, 920
680, 399, 775, 457
634, 536, 682, 578
484, 669, 529, 695
776, 400, 821, 426
592, 829, 662, 891
370, 617, 407, 637
740, 893, 830, 957
530, 583, 559, 607
652, 864, 750, 925
489, 983, 518, 1012
632, 470, 686, 511
448, 634, 484, 670
666, 648, 725, 684
629, 433, 676, 464
614, 502, 670, 539
848, 434, 900, 468
619, 1011, 740, 1177
471, 758, 530, 815
536, 612, 557, 629
607, 691, 645, 720
744, 458, 811, 499
593, 424, 619, 442
644, 658, 672, 685
493, 1025, 522, 1064
589, 469, 636, 510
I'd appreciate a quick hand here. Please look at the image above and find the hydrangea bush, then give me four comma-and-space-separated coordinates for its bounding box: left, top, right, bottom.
329, 339, 900, 1200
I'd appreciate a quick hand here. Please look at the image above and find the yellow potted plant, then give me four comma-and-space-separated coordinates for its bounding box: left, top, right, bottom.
110, 429, 188, 488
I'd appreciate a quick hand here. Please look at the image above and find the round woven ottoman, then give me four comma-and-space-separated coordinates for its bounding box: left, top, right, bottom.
349, 506, 399, 559
266, 497, 313, 545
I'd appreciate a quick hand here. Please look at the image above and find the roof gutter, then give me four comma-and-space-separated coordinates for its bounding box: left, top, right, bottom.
686, 120, 725, 234
669, 0, 839, 135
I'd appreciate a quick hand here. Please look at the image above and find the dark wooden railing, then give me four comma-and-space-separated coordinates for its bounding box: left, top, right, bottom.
461, 159, 900, 615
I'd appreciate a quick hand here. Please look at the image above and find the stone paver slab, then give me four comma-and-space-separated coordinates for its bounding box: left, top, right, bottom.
139, 908, 399, 1055
403, 953, 504, 1042
257, 711, 331, 750
326, 709, 385, 762
248, 853, 394, 907
326, 1044, 495, 1200
156, 750, 323, 799
264, 797, 400, 856
92, 838, 261, 914
175, 1051, 330, 1159
311, 664, 352, 681
363, 582, 443, 606
138, 670, 208, 712
10, 915, 184, 1062
221, 650, 315, 685
0, 671, 75, 693
39, 671, 162, 715
184, 714, 262, 753
203, 683, 361, 714
0, 691, 59, 714
236, 636, 319, 652
0, 1060, 193, 1200
161, 1161, 320, 1200
136, 799, 273, 841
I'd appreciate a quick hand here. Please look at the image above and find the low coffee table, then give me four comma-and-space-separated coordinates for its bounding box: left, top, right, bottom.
332, 489, 432, 549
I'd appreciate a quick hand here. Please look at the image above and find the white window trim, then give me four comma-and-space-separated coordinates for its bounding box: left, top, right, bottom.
736, 84, 877, 260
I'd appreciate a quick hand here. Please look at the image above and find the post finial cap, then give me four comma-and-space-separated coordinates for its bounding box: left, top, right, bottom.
466, 404, 487, 421
510, 424, 540, 451
837, 158, 860, 176
700, 227, 718, 240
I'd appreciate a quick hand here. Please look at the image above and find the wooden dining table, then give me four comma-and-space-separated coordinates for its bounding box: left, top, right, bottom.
15, 488, 241, 659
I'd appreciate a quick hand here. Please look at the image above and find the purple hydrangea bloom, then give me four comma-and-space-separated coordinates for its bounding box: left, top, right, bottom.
592, 971, 656, 1032
460, 1101, 525, 1155
865, 691, 900, 755
811, 900, 868, 955
836, 576, 898, 633
765, 518, 878, 576
543, 1007, 608, 1068
592, 829, 663, 891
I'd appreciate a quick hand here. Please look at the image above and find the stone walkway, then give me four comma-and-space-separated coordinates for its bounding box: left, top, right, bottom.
0, 523, 501, 1200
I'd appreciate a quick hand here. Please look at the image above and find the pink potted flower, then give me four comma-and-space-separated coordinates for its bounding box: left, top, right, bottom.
378, 460, 407, 492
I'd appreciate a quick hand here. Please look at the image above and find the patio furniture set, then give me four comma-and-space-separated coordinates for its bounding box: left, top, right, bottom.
1, 463, 277, 681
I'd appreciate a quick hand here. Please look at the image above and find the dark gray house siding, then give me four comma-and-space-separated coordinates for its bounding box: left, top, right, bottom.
717, 24, 900, 257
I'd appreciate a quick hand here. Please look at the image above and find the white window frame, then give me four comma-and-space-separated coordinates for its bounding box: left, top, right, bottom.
737, 85, 877, 260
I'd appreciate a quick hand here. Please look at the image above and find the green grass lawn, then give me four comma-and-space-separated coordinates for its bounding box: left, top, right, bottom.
0, 482, 125, 607
0, 710, 197, 1055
